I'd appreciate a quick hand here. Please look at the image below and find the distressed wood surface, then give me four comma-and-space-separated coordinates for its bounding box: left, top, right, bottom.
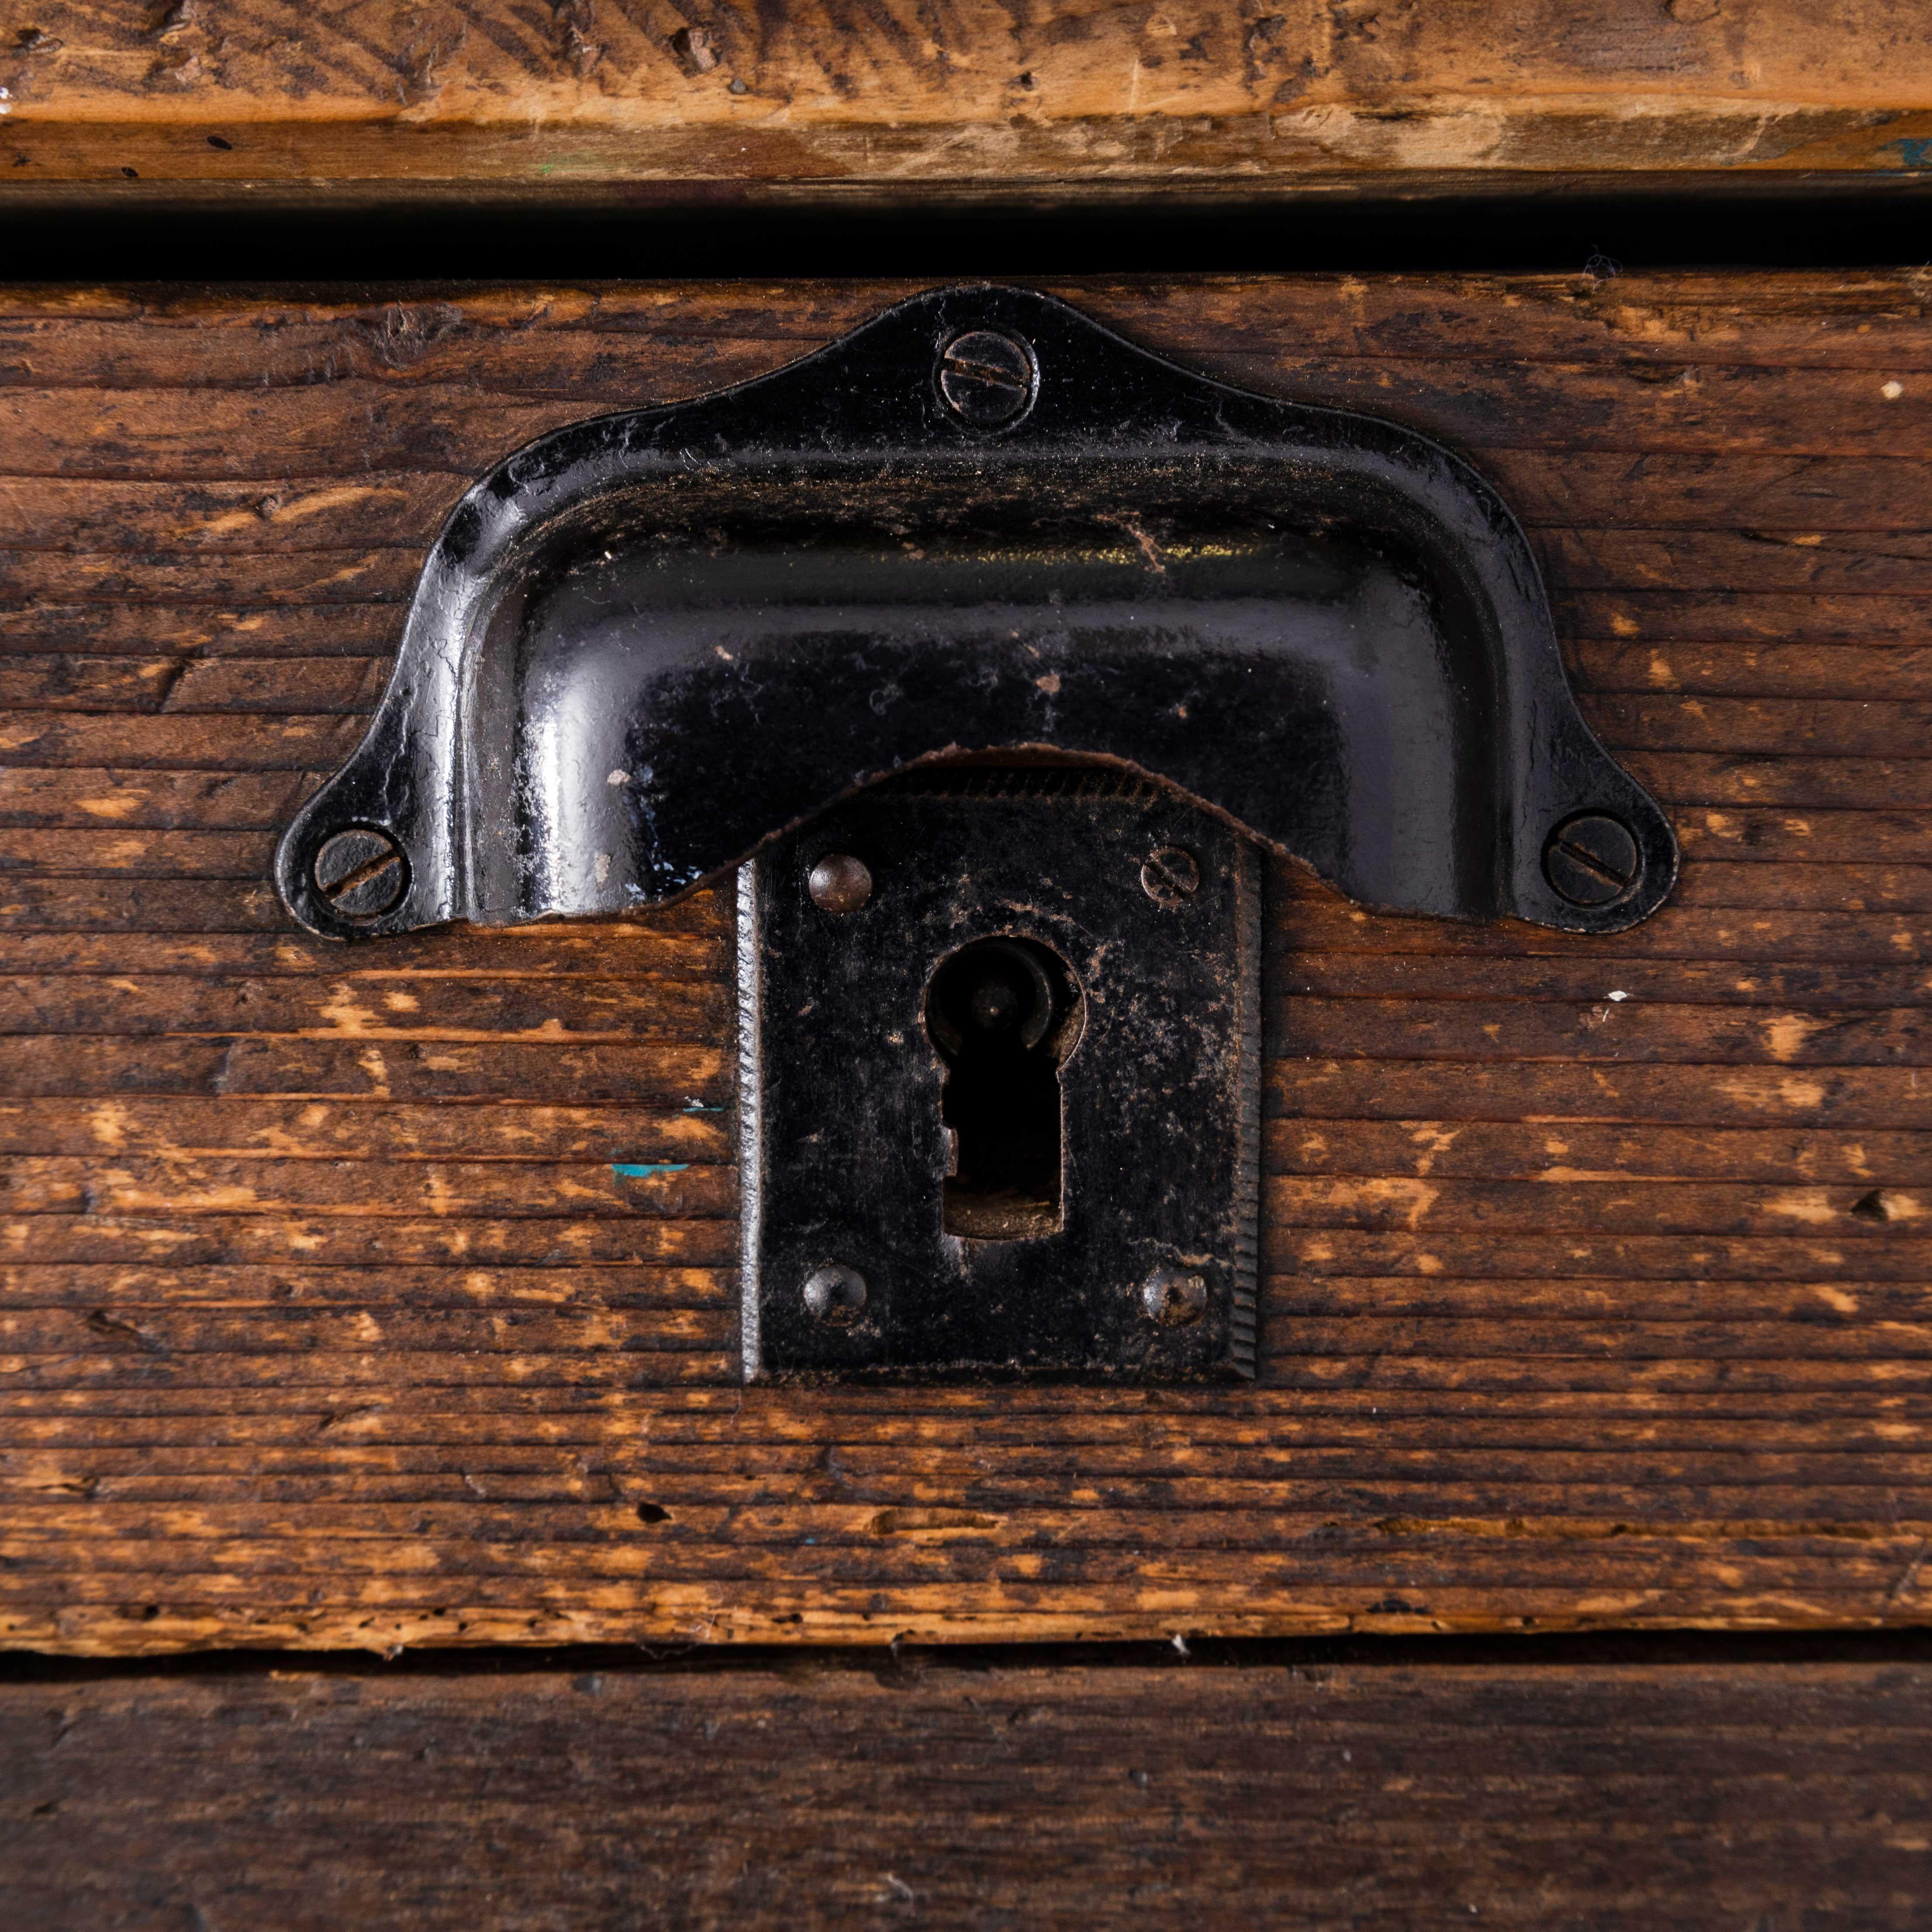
2, 271, 1932, 1653
0, 2, 1930, 197
3, 1647, 1930, 1928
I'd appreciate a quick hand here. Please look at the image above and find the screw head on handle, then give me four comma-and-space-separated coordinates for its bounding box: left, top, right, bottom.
1141, 845, 1201, 907
1543, 814, 1642, 908
937, 330, 1036, 428
312, 828, 408, 921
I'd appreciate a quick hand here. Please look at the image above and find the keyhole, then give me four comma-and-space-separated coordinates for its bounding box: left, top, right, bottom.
925, 938, 1082, 1240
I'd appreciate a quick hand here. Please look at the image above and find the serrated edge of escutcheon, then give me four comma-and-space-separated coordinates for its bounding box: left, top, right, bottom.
1229, 838, 1262, 1380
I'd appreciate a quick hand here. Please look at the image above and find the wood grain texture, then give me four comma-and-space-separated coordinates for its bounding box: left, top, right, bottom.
0, 1, 1930, 197
3, 1648, 1930, 1929
3, 271, 1932, 1653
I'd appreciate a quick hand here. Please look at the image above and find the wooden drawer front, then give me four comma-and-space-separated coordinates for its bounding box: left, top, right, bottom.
6, 1648, 1930, 1926
1, 274, 1928, 1653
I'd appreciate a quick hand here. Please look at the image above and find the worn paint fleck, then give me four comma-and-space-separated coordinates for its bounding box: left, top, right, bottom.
613, 1162, 690, 1179
1407, 1126, 1458, 1176
1763, 1013, 1828, 1061
319, 987, 383, 1033
1766, 1190, 1839, 1225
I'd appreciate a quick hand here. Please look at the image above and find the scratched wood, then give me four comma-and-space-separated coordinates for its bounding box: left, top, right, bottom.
0, 2, 1930, 198
1, 272, 1930, 1654
4, 1647, 1930, 1929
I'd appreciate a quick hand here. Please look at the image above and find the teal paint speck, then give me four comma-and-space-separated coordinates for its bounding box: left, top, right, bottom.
612, 1163, 690, 1179
1886, 137, 1932, 168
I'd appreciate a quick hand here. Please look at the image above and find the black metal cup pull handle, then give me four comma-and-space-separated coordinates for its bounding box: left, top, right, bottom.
274, 285, 1675, 941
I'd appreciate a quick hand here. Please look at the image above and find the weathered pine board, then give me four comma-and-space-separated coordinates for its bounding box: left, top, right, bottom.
3, 1648, 1929, 1929
2, 273, 1931, 1654
0, 2, 1929, 197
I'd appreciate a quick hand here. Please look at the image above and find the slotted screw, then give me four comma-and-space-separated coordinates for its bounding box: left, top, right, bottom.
312, 828, 408, 921
1543, 814, 1642, 908
1141, 845, 1201, 907
937, 329, 1036, 428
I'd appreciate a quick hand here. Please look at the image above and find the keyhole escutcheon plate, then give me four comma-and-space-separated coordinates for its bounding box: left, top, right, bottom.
740, 770, 1261, 1381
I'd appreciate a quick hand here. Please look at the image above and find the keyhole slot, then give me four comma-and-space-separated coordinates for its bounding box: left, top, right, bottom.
925, 937, 1082, 1240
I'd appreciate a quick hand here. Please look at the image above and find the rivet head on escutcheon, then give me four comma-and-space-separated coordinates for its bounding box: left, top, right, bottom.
1141, 1264, 1208, 1327
802, 1264, 868, 1326
312, 828, 408, 921
1543, 813, 1643, 908
807, 852, 873, 914
936, 329, 1036, 428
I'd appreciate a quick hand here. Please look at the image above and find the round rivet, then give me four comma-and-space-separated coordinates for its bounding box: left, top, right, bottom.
807, 852, 873, 915
1141, 845, 1201, 907
803, 1264, 868, 1326
312, 828, 408, 921
937, 329, 1036, 428
1544, 813, 1642, 908
1140, 1264, 1208, 1327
